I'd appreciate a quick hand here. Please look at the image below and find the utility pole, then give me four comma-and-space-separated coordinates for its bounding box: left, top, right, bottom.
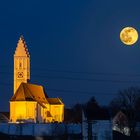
87, 120, 92, 140
82, 110, 88, 140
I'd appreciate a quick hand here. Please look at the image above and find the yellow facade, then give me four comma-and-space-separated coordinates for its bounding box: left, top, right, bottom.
10, 36, 64, 123
10, 99, 64, 123
40, 103, 64, 123
10, 101, 37, 123
49, 104, 64, 122
14, 36, 30, 94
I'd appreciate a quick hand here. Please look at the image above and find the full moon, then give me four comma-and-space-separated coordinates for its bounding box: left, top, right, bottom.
120, 27, 138, 45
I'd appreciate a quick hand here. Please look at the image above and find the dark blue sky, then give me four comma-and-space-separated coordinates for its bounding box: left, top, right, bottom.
0, 0, 140, 111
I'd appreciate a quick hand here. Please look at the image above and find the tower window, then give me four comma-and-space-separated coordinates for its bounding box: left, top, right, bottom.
19, 62, 22, 69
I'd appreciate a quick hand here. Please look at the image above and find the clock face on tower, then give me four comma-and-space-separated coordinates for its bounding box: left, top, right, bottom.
17, 72, 24, 78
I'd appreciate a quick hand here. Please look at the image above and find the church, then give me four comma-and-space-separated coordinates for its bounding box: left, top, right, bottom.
10, 36, 64, 123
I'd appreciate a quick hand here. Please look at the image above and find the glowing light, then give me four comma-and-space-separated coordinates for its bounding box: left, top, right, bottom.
120, 27, 138, 45
10, 36, 64, 123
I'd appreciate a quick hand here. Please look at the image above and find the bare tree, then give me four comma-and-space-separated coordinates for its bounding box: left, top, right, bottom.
110, 87, 140, 136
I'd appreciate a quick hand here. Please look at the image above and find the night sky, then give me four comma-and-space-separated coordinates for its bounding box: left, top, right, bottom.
0, 0, 140, 111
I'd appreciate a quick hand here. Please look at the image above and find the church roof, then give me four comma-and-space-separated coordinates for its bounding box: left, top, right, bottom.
113, 111, 129, 127
10, 83, 48, 108
47, 98, 63, 105
14, 36, 30, 57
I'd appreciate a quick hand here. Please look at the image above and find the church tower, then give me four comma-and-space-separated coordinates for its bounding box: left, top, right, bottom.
14, 36, 30, 94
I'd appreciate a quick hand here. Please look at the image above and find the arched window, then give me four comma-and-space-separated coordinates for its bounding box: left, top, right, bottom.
19, 62, 22, 69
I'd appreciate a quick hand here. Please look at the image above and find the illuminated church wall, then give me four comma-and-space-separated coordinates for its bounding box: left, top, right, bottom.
10, 101, 37, 123
10, 36, 64, 123
40, 104, 64, 123
10, 99, 64, 123
14, 36, 30, 94
49, 104, 64, 122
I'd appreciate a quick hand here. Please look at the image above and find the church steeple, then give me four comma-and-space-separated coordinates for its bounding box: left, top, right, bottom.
14, 36, 30, 94
14, 35, 30, 57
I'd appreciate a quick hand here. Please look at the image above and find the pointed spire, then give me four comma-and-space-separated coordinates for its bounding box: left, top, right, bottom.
14, 35, 30, 57
20, 35, 24, 40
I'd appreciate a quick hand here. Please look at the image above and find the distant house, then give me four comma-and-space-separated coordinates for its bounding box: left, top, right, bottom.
112, 111, 130, 136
